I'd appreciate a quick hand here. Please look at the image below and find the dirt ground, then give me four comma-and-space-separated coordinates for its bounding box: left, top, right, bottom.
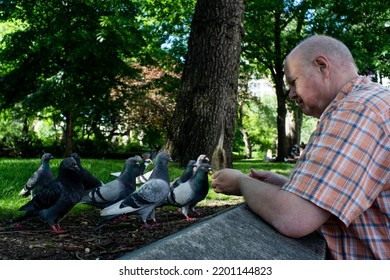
0, 202, 235, 260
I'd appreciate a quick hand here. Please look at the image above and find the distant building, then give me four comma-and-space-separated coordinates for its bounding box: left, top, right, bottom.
248, 79, 274, 98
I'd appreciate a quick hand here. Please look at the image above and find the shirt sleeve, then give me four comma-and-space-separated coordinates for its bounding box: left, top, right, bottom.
282, 100, 388, 227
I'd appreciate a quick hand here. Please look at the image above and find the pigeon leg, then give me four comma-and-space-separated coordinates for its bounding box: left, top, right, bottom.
141, 222, 154, 229
148, 209, 160, 227
149, 220, 160, 228
191, 208, 202, 216
184, 214, 197, 222
51, 224, 67, 234
13, 223, 23, 230
180, 207, 196, 221
140, 218, 160, 229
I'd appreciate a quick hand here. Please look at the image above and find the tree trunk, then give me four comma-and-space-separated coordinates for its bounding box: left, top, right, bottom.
275, 81, 287, 161
273, 10, 288, 162
164, 0, 245, 169
286, 109, 303, 154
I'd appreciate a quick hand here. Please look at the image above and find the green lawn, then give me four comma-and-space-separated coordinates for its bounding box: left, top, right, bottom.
0, 157, 295, 221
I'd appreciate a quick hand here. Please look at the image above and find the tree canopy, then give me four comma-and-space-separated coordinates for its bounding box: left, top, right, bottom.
0, 0, 147, 155
0, 0, 388, 159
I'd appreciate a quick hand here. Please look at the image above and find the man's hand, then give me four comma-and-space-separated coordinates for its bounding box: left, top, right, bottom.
211, 168, 245, 196
249, 169, 288, 187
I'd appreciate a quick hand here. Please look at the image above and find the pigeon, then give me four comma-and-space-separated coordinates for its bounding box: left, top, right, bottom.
169, 155, 209, 188
79, 157, 140, 208
135, 168, 153, 184
147, 152, 173, 184
111, 156, 153, 179
98, 178, 170, 229
19, 153, 54, 198
193, 154, 210, 173
71, 152, 104, 191
162, 163, 212, 221
134, 153, 153, 176
13, 157, 84, 233
170, 159, 196, 188
97, 152, 173, 228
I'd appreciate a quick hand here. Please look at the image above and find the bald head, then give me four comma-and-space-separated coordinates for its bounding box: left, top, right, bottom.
287, 35, 358, 73
284, 35, 360, 118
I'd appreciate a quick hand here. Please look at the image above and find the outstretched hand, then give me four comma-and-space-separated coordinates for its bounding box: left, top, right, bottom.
211, 168, 245, 196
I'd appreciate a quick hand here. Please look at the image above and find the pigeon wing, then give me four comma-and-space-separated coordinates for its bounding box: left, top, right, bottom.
18, 180, 62, 212
20, 171, 40, 196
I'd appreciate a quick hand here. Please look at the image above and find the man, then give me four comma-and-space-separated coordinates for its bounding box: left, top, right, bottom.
211, 35, 390, 259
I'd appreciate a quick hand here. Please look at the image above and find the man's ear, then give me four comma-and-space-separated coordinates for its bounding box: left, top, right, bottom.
314, 56, 330, 77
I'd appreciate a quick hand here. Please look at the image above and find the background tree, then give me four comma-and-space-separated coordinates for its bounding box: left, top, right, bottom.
164, 0, 245, 168
1, 0, 388, 160
236, 70, 255, 159
242, 0, 323, 161
309, 0, 390, 80
0, 0, 146, 156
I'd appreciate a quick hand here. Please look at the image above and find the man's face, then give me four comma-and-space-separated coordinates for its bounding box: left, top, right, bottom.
284, 52, 328, 118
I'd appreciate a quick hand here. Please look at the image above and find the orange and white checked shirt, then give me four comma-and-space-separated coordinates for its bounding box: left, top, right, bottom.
283, 76, 390, 259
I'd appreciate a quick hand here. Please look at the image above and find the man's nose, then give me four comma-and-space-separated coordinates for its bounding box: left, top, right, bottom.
288, 88, 298, 100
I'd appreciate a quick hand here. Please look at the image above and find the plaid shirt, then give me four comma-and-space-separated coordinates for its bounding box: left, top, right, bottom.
283, 76, 390, 259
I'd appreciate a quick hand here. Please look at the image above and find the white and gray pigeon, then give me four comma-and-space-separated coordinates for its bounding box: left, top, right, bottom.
134, 158, 153, 184
170, 159, 196, 188
162, 162, 212, 221
19, 153, 54, 198
193, 154, 210, 174
79, 157, 140, 209
13, 157, 84, 233
98, 178, 170, 229
97, 152, 173, 228
110, 156, 153, 180
71, 152, 104, 191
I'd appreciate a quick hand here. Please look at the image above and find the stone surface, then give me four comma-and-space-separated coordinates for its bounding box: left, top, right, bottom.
119, 203, 326, 260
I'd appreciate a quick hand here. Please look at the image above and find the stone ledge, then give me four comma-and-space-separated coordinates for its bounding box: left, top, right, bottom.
119, 203, 326, 260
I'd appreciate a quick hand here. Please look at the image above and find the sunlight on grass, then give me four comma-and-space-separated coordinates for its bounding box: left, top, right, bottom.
233, 160, 295, 177
0, 157, 295, 221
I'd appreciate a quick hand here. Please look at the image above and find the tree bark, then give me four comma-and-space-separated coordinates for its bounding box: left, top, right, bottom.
164, 0, 245, 169
273, 9, 288, 162
286, 109, 303, 155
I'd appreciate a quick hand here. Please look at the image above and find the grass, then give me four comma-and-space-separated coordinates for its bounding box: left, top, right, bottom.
0, 157, 295, 222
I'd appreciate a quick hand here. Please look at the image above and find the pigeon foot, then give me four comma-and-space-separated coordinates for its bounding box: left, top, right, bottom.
14, 223, 23, 230
141, 221, 160, 229
51, 224, 67, 234
185, 216, 197, 222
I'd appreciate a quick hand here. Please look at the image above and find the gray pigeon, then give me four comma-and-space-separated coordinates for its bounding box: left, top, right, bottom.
148, 152, 173, 184
170, 159, 196, 188
162, 163, 212, 221
13, 157, 84, 233
111, 157, 153, 179
79, 157, 140, 208
98, 178, 170, 228
19, 153, 54, 198
97, 152, 173, 228
71, 152, 104, 191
